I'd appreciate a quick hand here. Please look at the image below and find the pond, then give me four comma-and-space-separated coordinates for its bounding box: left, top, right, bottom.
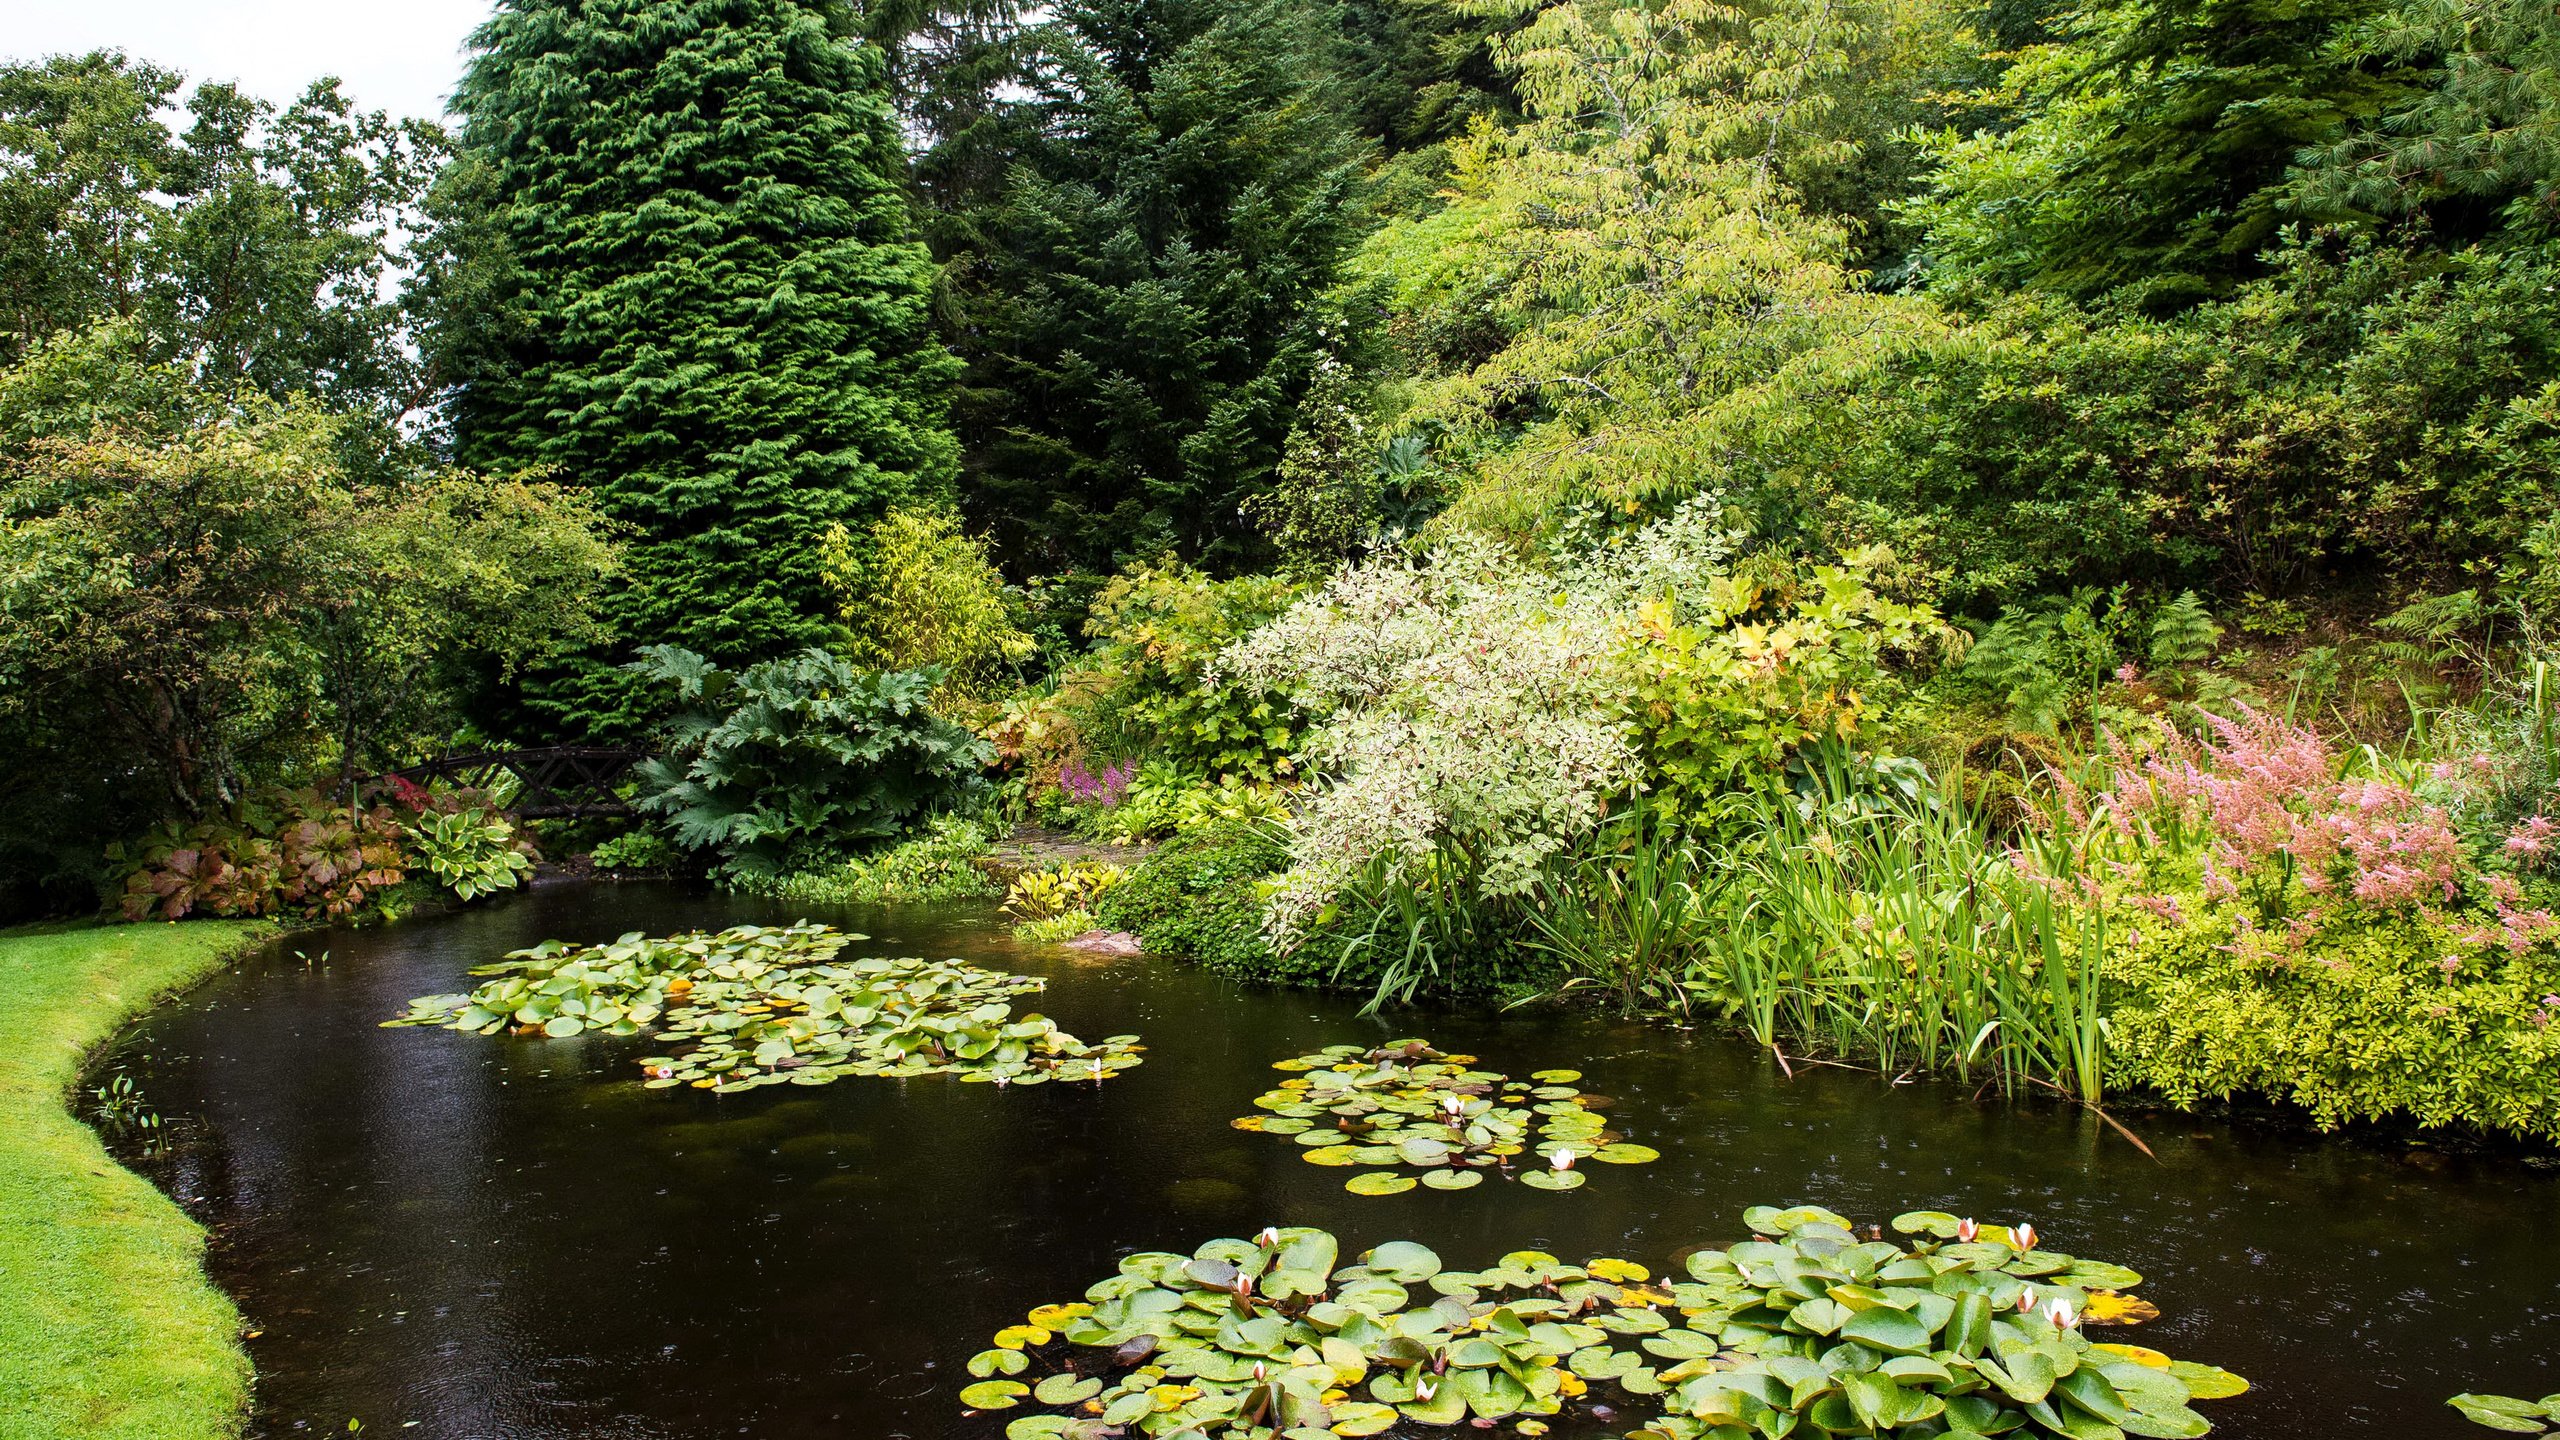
103, 880, 2560, 1437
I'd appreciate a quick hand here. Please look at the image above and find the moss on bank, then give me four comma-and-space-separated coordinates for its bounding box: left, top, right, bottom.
0, 920, 272, 1440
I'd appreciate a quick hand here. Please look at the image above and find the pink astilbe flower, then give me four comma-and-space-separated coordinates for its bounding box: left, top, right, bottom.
2088, 705, 2466, 928
2507, 815, 2555, 868
1057, 759, 1133, 806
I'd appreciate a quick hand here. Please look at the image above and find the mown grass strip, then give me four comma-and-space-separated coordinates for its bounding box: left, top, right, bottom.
0, 920, 273, 1440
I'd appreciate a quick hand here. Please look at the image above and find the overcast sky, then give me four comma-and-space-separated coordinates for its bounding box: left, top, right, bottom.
5, 0, 495, 121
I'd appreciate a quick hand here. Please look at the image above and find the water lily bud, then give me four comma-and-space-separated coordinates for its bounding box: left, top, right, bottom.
1549, 1148, 1576, 1171
1252, 1361, 1267, 1382
1416, 1376, 1438, 1400
1256, 1226, 1280, 1247
2015, 1290, 2037, 1313
2045, 1299, 2079, 1330
2014, 1223, 2038, 1253
1957, 1218, 1978, 1242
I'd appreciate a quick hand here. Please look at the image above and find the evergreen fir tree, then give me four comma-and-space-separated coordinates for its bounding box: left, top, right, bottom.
441, 0, 956, 737
929, 0, 1371, 576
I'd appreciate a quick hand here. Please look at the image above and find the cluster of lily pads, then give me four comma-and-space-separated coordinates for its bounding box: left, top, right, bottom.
960, 1206, 2247, 1439
384, 921, 1144, 1091
1231, 1040, 1658, 1196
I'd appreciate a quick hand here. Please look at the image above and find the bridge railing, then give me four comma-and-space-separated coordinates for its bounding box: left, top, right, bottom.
373, 746, 653, 819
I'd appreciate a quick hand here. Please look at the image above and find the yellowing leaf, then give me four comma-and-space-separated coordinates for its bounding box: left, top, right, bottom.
992, 1324, 1050, 1350
2093, 1343, 2172, 1368
2084, 1292, 2161, 1326
1588, 1258, 1652, 1282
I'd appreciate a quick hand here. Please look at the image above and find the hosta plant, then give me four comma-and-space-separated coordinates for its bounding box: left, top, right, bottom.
386, 921, 1143, 1091
1230, 1040, 1657, 1196
961, 1208, 2244, 1438
411, 807, 538, 900
1006, 862, 1128, 922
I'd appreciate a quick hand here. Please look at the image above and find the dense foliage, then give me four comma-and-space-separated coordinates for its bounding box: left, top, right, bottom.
13, 0, 2560, 1151
440, 0, 958, 737
627, 646, 993, 884
929, 0, 1374, 574
0, 331, 614, 913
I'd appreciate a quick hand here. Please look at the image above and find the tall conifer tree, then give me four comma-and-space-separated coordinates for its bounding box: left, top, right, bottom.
441, 0, 956, 736
927, 0, 1371, 576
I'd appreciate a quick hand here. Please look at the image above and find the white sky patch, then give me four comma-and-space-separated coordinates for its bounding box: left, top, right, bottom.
2, 0, 494, 121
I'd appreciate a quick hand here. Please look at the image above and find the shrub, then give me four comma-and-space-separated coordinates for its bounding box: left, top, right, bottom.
1061, 564, 1302, 780
759, 813, 1000, 904
1094, 823, 1296, 978
410, 808, 538, 900
1064, 764, 1296, 845
589, 829, 680, 871
627, 646, 994, 885
1220, 535, 1642, 946
822, 503, 1033, 699
2104, 903, 2560, 1138
1616, 550, 1950, 820
109, 789, 410, 922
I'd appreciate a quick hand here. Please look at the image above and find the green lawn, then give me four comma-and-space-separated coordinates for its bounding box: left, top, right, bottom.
0, 920, 271, 1440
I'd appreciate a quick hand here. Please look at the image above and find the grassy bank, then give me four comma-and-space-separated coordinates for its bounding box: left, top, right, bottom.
0, 921, 273, 1440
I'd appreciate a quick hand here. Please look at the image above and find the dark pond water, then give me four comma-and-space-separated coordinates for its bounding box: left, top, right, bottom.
100, 880, 2560, 1438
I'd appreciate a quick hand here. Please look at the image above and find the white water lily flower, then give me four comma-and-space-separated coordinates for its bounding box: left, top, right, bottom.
1549, 1148, 1576, 1171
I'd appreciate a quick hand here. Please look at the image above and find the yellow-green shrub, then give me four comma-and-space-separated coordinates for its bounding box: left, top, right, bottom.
2104, 903, 2560, 1138
823, 504, 1032, 698
1002, 860, 1125, 922
1617, 554, 1950, 820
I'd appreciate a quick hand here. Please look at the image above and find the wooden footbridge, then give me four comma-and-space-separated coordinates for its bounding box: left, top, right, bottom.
374, 746, 653, 819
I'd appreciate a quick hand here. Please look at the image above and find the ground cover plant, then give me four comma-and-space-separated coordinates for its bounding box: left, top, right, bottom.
1231, 1039, 1657, 1195
761, 814, 1003, 904
959, 1207, 2245, 1437
386, 920, 1143, 1091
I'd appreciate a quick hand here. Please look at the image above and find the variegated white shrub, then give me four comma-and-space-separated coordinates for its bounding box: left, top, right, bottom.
1219, 534, 1653, 943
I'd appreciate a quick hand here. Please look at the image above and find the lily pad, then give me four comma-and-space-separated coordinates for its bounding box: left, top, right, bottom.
1346, 1171, 1418, 1196
962, 1212, 2247, 1440
387, 921, 1144, 1094
1229, 1039, 1655, 1197
960, 1379, 1030, 1409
